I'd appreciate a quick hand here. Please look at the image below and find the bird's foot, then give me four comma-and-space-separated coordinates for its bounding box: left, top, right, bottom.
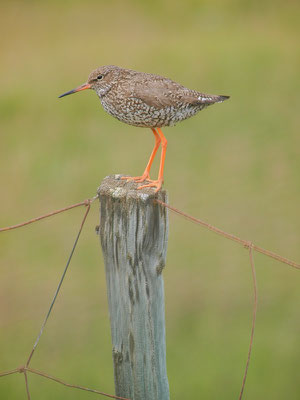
138, 179, 163, 193
121, 173, 150, 183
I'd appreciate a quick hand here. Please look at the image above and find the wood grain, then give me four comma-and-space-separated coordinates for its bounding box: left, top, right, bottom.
98, 175, 169, 400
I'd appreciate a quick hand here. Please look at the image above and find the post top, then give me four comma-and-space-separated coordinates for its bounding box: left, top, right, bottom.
98, 175, 167, 202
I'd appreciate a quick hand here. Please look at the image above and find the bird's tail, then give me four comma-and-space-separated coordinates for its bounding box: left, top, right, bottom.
216, 95, 230, 102
197, 94, 230, 104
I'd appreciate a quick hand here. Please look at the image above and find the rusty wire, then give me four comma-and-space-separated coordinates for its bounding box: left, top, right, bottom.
156, 200, 300, 270
25, 201, 92, 368
1, 366, 129, 400
0, 194, 299, 400
0, 198, 95, 233
0, 195, 131, 399
238, 245, 258, 400
155, 199, 299, 399
24, 370, 31, 400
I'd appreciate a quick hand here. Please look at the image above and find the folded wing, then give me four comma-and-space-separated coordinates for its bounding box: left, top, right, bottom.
132, 74, 229, 109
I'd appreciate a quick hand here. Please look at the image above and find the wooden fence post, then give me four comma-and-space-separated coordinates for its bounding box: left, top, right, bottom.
98, 175, 169, 400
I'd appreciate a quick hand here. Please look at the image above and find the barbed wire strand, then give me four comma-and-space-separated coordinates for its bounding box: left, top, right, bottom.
156, 200, 300, 270
25, 200, 92, 368
239, 245, 258, 400
0, 196, 97, 233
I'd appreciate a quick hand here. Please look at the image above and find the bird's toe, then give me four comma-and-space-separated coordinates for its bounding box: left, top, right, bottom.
138, 179, 163, 192
121, 174, 150, 183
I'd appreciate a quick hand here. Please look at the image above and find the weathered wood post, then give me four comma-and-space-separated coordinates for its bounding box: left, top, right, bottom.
98, 175, 169, 400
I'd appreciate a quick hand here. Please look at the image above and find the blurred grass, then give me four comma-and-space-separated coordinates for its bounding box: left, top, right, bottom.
0, 0, 299, 399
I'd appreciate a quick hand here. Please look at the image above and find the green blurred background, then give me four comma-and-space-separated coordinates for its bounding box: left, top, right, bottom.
1, 0, 299, 398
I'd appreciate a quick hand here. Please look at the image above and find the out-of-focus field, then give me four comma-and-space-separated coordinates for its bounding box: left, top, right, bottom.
0, 1, 299, 399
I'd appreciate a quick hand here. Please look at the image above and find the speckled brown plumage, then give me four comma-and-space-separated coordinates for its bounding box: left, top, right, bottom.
59, 65, 229, 191
87, 65, 229, 128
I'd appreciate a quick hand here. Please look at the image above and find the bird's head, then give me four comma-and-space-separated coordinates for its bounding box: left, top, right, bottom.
59, 65, 121, 99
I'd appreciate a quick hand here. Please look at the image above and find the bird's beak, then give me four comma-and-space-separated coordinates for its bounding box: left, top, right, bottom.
58, 82, 91, 98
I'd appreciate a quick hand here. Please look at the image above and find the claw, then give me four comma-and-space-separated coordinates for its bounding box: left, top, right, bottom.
121, 174, 150, 183
138, 179, 163, 192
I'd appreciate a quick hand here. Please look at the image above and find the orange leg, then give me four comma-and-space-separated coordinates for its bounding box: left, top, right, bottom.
138, 127, 167, 192
121, 128, 161, 183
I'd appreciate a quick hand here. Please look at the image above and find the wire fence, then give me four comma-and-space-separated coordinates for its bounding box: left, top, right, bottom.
0, 191, 299, 400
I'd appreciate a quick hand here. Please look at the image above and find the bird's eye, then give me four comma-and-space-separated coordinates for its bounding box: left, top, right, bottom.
97, 75, 103, 80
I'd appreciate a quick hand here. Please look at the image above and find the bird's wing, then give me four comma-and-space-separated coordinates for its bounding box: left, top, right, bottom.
131, 77, 184, 108
131, 74, 229, 109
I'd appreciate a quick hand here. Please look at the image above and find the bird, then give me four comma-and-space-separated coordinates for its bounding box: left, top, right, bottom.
59, 65, 229, 192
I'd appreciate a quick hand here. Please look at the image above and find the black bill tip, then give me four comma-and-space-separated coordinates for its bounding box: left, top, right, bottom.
58, 89, 76, 98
